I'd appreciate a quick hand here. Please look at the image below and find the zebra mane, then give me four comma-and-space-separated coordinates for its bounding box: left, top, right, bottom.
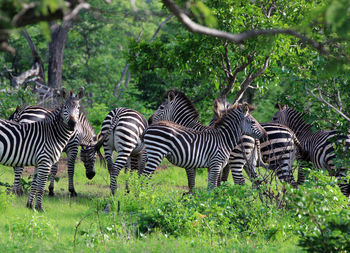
212, 107, 242, 128
281, 106, 313, 132
165, 89, 200, 120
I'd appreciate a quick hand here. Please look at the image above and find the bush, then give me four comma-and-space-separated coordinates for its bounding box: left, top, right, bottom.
137, 184, 288, 241
286, 168, 350, 252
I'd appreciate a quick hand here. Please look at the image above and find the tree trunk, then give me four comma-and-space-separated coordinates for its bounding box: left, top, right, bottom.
48, 20, 72, 88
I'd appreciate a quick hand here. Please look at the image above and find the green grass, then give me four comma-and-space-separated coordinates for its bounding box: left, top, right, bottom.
0, 160, 319, 252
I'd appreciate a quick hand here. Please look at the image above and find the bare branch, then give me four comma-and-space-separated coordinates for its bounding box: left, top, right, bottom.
162, 0, 329, 55
113, 64, 129, 96
150, 14, 174, 42
219, 44, 254, 98
306, 87, 350, 123
63, 3, 90, 22
232, 56, 270, 104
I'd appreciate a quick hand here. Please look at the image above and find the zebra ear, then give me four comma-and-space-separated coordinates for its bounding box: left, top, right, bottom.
77, 87, 85, 99
213, 99, 220, 117
168, 90, 176, 102
275, 103, 282, 110
242, 102, 250, 116
60, 87, 68, 99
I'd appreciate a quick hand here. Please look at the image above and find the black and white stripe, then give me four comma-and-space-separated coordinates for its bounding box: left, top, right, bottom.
143, 104, 266, 193
0, 88, 83, 211
9, 105, 97, 197
213, 99, 301, 186
95, 108, 148, 195
149, 90, 263, 186
272, 104, 350, 196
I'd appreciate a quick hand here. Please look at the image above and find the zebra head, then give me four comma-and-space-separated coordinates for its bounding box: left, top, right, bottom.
239, 103, 267, 140
213, 99, 266, 139
272, 103, 289, 125
149, 90, 177, 124
60, 87, 84, 131
80, 142, 97, 180
150, 89, 199, 125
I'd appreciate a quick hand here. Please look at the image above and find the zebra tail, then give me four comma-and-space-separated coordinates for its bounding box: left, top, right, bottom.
94, 114, 120, 167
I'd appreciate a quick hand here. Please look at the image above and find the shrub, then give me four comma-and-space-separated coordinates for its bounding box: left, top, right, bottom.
137, 183, 288, 241
286, 168, 350, 252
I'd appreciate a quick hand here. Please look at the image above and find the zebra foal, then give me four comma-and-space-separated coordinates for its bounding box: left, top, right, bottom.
143, 103, 266, 193
272, 104, 350, 196
0, 88, 83, 211
95, 108, 148, 195
9, 105, 97, 197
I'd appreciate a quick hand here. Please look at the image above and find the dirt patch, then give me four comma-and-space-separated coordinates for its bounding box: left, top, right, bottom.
22, 157, 69, 177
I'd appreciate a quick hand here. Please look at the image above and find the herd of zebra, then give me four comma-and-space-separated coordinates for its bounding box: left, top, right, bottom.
0, 88, 349, 211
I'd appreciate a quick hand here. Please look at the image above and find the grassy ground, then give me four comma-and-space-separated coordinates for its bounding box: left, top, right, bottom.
0, 159, 305, 252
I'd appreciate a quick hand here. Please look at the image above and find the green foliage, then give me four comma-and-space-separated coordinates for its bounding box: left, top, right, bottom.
0, 86, 37, 118
138, 183, 289, 241
0, 186, 13, 210
86, 102, 109, 133
286, 168, 350, 253
8, 213, 59, 241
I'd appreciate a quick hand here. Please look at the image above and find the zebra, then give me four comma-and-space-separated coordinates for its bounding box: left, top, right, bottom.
272, 104, 350, 197
143, 103, 266, 193
95, 108, 148, 195
212, 98, 302, 186
149, 90, 299, 186
0, 87, 83, 211
149, 90, 264, 185
9, 105, 97, 197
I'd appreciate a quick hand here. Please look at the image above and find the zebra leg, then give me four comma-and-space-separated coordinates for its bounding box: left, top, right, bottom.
219, 165, 230, 185
48, 163, 58, 197
184, 168, 196, 194
336, 169, 349, 197
12, 166, 24, 195
26, 170, 38, 209
208, 165, 223, 189
67, 148, 79, 197
109, 151, 131, 195
34, 165, 51, 212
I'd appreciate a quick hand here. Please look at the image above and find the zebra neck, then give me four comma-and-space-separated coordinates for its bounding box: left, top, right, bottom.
209, 122, 241, 150
285, 111, 313, 146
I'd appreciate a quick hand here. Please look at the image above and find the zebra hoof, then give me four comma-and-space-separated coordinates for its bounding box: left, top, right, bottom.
48, 191, 55, 197
26, 201, 33, 209
13, 187, 23, 196
35, 206, 44, 212
70, 191, 77, 198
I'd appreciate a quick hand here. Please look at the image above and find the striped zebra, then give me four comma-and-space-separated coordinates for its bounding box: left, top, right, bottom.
213, 98, 302, 186
0, 88, 83, 211
150, 90, 299, 186
143, 103, 266, 193
95, 108, 148, 195
9, 105, 97, 197
272, 104, 350, 196
149, 90, 264, 185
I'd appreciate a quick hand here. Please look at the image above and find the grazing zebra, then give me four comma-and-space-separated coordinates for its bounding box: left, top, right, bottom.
212, 98, 302, 186
95, 108, 148, 195
9, 105, 97, 197
0, 88, 83, 211
149, 90, 264, 185
272, 104, 350, 196
143, 103, 266, 193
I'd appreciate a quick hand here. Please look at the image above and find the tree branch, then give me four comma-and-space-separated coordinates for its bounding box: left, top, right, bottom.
306, 87, 350, 123
232, 56, 270, 104
150, 14, 174, 42
162, 0, 329, 55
